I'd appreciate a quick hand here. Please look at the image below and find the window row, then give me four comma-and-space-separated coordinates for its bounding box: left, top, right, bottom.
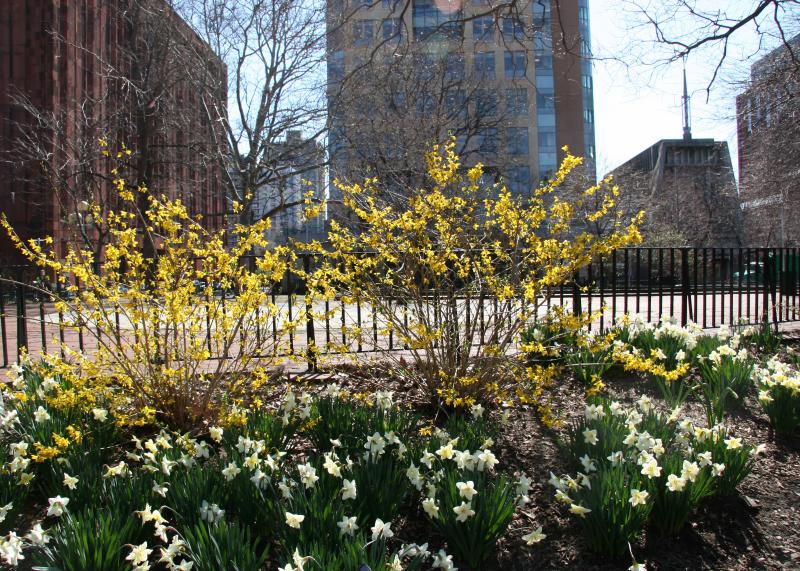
382, 87, 537, 118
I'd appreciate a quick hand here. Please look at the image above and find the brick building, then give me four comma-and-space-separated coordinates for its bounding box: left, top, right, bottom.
0, 0, 227, 263
736, 34, 800, 246
608, 137, 743, 248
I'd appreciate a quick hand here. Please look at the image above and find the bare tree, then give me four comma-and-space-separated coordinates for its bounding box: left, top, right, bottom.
329, 45, 526, 203
182, 0, 330, 227
620, 0, 800, 91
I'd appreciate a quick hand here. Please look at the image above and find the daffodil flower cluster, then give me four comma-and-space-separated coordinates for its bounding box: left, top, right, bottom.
754, 358, 800, 434
556, 396, 762, 552
411, 428, 525, 568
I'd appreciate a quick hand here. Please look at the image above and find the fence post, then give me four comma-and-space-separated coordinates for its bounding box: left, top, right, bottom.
762, 249, 774, 327
680, 248, 691, 327
572, 272, 582, 317
15, 267, 27, 356
303, 254, 317, 372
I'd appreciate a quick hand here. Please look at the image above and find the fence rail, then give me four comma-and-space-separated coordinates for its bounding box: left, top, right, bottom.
1, 247, 798, 370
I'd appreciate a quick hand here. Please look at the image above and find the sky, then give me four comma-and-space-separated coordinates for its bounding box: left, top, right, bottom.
589, 1, 798, 180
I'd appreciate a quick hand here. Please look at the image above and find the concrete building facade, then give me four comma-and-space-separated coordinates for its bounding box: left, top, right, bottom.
0, 0, 227, 263
235, 131, 327, 248
326, 0, 595, 210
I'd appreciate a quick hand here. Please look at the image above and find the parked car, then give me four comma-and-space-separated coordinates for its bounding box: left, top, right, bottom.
732, 261, 765, 283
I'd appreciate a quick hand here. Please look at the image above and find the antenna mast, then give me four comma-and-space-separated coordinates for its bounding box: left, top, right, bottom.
682, 60, 692, 141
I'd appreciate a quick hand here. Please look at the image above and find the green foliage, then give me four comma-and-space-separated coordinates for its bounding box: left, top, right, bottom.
760, 384, 800, 435
755, 359, 800, 436
307, 393, 419, 456
557, 397, 756, 550
559, 462, 652, 556
440, 412, 500, 452
565, 345, 615, 387
167, 464, 226, 528
695, 350, 754, 426
32, 506, 149, 571
182, 520, 270, 571
223, 407, 299, 455
742, 320, 783, 353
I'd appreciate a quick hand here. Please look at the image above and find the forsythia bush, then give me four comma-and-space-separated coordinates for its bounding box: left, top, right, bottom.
305, 140, 642, 413
2, 145, 301, 429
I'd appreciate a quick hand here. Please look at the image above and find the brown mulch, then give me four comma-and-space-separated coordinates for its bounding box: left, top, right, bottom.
311, 354, 800, 571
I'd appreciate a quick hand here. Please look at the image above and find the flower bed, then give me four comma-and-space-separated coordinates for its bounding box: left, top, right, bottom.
0, 318, 798, 570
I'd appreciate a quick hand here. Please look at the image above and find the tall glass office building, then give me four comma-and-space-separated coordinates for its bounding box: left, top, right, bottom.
326, 0, 595, 204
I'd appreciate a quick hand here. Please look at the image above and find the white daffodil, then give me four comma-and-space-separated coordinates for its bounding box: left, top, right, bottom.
285, 512, 305, 529
453, 501, 475, 522
522, 526, 546, 545
629, 489, 649, 507
337, 515, 359, 536
432, 549, 456, 570
666, 474, 686, 492
63, 473, 79, 490
422, 497, 440, 518
47, 496, 69, 517
221, 462, 241, 481
456, 481, 477, 501
569, 503, 591, 517
370, 518, 394, 541
341, 478, 357, 500
26, 523, 49, 546
209, 426, 223, 442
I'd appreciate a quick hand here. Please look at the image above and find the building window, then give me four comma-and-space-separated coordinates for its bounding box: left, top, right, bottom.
507, 127, 529, 156
445, 53, 465, 80
538, 127, 556, 149
506, 87, 528, 116
534, 54, 553, 71
581, 73, 593, 91
583, 108, 594, 124
533, 1, 550, 27
388, 91, 407, 112
474, 51, 495, 79
475, 89, 498, 117
416, 92, 435, 115
328, 50, 345, 83
507, 166, 530, 194
473, 16, 494, 41
501, 16, 525, 41
445, 89, 467, 119
536, 91, 554, 111
578, 5, 589, 26
504, 50, 526, 79
476, 127, 498, 154
413, 0, 463, 40
383, 18, 402, 41
353, 20, 374, 46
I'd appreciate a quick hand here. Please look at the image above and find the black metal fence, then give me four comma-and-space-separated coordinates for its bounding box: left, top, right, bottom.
1, 247, 798, 370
